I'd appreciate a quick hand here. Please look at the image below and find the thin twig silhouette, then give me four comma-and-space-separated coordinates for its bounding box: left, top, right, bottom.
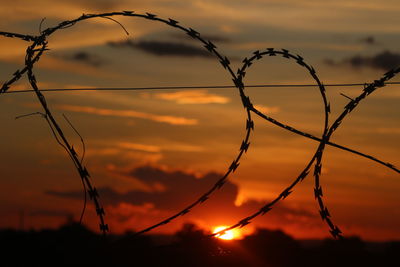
15, 112, 89, 225
62, 114, 87, 223
62, 114, 86, 165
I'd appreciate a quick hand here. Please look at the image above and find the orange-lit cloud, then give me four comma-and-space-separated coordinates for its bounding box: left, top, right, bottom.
151, 90, 230, 104
56, 104, 198, 125
253, 104, 280, 114
117, 142, 161, 153
118, 141, 204, 153
45, 165, 318, 236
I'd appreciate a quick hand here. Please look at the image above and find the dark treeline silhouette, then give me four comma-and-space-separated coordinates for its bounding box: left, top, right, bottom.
1, 222, 399, 267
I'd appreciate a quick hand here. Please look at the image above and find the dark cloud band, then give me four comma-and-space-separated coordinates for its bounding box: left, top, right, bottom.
326, 50, 400, 71
108, 39, 213, 58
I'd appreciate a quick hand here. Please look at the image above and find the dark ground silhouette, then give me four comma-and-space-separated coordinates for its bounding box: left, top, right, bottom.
1, 222, 399, 267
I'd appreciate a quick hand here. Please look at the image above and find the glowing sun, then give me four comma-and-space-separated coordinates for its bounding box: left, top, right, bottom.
213, 226, 242, 240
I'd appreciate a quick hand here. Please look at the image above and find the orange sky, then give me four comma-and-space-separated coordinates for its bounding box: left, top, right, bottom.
0, 0, 399, 241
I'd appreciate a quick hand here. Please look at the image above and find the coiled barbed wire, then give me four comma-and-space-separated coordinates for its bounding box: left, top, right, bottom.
212, 50, 399, 239
0, 11, 398, 239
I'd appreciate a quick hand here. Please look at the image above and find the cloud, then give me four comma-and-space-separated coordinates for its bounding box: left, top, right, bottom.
359, 36, 377, 45
117, 141, 204, 153
108, 39, 213, 58
87, 147, 163, 168
46, 165, 315, 230
45, 167, 238, 212
326, 50, 400, 71
117, 142, 161, 153
47, 166, 238, 209
170, 33, 231, 44
353, 51, 400, 70
151, 90, 230, 104
56, 104, 198, 126
62, 52, 105, 67
253, 104, 280, 115
106, 202, 160, 223
83, 140, 203, 166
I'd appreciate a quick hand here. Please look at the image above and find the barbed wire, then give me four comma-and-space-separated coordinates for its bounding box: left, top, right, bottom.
0, 11, 251, 237
211, 49, 399, 239
0, 11, 398, 240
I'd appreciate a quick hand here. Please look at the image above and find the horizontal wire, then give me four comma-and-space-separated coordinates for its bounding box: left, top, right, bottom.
3, 82, 400, 94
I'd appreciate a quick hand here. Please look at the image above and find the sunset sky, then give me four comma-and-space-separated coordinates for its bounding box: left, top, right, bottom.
0, 0, 399, 241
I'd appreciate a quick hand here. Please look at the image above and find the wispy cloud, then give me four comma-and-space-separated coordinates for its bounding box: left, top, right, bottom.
117, 142, 161, 153
149, 90, 230, 104
62, 51, 106, 67
56, 104, 198, 125
117, 141, 204, 153
346, 50, 400, 70
170, 32, 231, 43
359, 36, 377, 45
82, 141, 203, 168
326, 50, 400, 71
254, 104, 280, 114
108, 39, 212, 58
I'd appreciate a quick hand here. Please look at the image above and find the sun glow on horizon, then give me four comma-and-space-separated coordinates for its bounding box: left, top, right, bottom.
213, 226, 243, 240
